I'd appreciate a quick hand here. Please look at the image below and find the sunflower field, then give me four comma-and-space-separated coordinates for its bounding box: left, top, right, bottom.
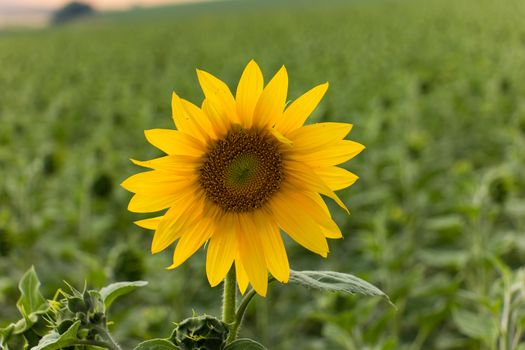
1, 0, 525, 349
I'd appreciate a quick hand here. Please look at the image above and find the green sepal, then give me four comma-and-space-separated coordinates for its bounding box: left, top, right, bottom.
224, 339, 267, 350
133, 339, 180, 350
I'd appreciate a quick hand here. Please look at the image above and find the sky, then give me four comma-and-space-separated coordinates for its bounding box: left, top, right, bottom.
0, 0, 203, 11
0, 0, 210, 27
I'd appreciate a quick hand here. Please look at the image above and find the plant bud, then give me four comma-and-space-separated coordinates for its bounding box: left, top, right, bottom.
172, 315, 229, 350
91, 173, 113, 198
489, 176, 511, 204
67, 296, 87, 313
113, 246, 145, 281
0, 228, 12, 257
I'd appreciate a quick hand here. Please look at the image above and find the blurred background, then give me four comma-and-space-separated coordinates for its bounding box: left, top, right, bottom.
1, 0, 525, 349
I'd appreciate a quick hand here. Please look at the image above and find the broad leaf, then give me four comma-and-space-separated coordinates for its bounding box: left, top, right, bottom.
133, 339, 179, 350
0, 323, 15, 345
31, 320, 80, 350
225, 338, 267, 350
289, 270, 391, 304
16, 267, 47, 318
100, 281, 148, 310
452, 309, 497, 346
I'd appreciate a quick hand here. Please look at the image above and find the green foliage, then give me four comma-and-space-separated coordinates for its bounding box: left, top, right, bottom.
100, 281, 148, 310
16, 267, 48, 328
0, 267, 51, 350
289, 270, 390, 303
1, 268, 149, 350
31, 320, 81, 350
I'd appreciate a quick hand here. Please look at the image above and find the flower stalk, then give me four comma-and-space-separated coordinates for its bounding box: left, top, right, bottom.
222, 268, 237, 334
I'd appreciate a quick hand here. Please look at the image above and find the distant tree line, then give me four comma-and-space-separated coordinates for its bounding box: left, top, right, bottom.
52, 1, 95, 25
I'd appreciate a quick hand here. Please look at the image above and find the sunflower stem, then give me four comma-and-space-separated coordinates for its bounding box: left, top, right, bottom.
228, 277, 276, 343
229, 288, 257, 342
222, 267, 237, 339
92, 325, 122, 350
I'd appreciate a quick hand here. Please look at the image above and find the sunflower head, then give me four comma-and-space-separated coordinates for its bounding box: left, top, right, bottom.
122, 60, 364, 296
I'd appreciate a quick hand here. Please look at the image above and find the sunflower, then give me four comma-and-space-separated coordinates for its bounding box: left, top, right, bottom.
122, 60, 364, 296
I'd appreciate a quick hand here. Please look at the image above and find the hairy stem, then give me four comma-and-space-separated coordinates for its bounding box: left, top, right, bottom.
228, 277, 276, 343
73, 339, 114, 349
222, 268, 237, 329
229, 288, 257, 342
93, 325, 123, 350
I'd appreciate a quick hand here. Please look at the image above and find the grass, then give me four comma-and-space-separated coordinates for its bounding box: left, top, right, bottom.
1, 0, 525, 348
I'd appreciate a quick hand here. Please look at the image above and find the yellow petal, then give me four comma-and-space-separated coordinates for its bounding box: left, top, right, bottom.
290, 140, 365, 168
270, 128, 293, 147
128, 193, 179, 213
197, 69, 239, 124
144, 129, 205, 157
172, 93, 212, 141
314, 166, 359, 191
235, 258, 250, 295
181, 98, 216, 140
275, 82, 328, 135
206, 214, 238, 287
253, 66, 288, 128
151, 192, 203, 253
293, 191, 343, 239
131, 156, 200, 177
121, 170, 194, 195
284, 160, 348, 213
202, 98, 229, 138
236, 60, 264, 128
238, 214, 268, 296
270, 191, 329, 257
134, 216, 163, 230
288, 122, 353, 152
168, 216, 214, 269
253, 210, 289, 283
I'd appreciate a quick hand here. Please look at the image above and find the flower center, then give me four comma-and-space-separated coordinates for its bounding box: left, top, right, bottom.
199, 127, 284, 212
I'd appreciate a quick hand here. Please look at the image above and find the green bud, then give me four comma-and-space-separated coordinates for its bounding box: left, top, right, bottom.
89, 312, 104, 325
489, 176, 512, 205
172, 315, 229, 350
113, 246, 145, 282
67, 296, 87, 313
406, 131, 427, 159
76, 312, 88, 323
518, 112, 525, 134
91, 173, 113, 198
0, 227, 12, 257
57, 319, 74, 334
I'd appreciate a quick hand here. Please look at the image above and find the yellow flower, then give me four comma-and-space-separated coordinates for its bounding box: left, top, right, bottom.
121, 60, 364, 296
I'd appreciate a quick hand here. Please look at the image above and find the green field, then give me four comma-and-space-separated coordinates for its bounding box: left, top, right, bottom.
2, 0, 525, 348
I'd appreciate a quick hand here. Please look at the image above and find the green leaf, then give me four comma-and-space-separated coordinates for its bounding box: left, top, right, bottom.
0, 323, 15, 345
452, 309, 497, 346
16, 267, 47, 319
100, 281, 148, 310
31, 320, 80, 350
224, 338, 267, 350
133, 339, 179, 350
289, 270, 392, 304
